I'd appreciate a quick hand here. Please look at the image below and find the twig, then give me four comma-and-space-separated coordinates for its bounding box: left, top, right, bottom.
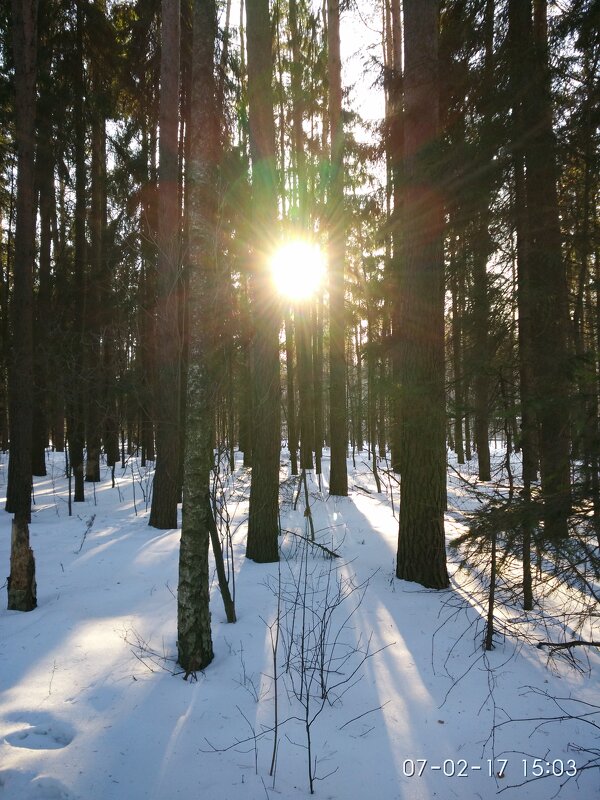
74, 514, 96, 554
281, 529, 341, 558
339, 701, 389, 730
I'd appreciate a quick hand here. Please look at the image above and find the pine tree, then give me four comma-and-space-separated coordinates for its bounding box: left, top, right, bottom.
149, 0, 182, 530
6, 0, 38, 611
327, 0, 348, 496
395, 0, 449, 590
245, 0, 281, 563
509, 0, 572, 541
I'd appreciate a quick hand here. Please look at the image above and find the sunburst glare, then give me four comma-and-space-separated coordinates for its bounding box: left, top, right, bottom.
270, 240, 326, 301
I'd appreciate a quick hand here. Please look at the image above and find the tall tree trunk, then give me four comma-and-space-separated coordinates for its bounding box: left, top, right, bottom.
245, 0, 281, 563
67, 0, 87, 504
177, 0, 223, 674
289, 0, 307, 227
177, 0, 193, 503
472, 213, 492, 481
388, 0, 403, 474
377, 354, 386, 457
327, 0, 348, 495
395, 0, 449, 590
85, 90, 106, 483
50, 157, 66, 453
290, 0, 315, 472
238, 274, 253, 467
450, 252, 465, 464
313, 290, 324, 476
284, 308, 299, 475
298, 309, 315, 469
510, 0, 571, 540
149, 0, 182, 530
470, 0, 495, 483
354, 325, 363, 451
576, 56, 599, 513
513, 154, 538, 485
6, 0, 38, 611
31, 102, 53, 477
0, 200, 9, 452
139, 123, 157, 465
367, 311, 379, 464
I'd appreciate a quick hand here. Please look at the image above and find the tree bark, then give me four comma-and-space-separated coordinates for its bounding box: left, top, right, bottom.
395, 0, 449, 590
149, 0, 182, 530
31, 96, 53, 477
313, 290, 324, 476
388, 0, 403, 475
354, 325, 363, 451
6, 0, 37, 520
327, 0, 348, 496
85, 84, 107, 484
6, 0, 38, 611
470, 0, 494, 483
509, 0, 571, 540
289, 0, 315, 472
139, 122, 158, 466
177, 0, 226, 674
450, 249, 465, 465
67, 0, 87, 504
245, 0, 281, 563
284, 308, 299, 475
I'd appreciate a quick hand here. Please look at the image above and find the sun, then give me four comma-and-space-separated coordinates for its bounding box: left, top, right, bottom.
270, 240, 326, 301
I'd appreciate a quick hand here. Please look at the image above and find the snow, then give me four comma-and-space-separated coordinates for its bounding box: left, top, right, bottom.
0, 448, 598, 800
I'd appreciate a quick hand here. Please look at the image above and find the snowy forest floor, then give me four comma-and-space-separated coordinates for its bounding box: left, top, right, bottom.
0, 447, 599, 800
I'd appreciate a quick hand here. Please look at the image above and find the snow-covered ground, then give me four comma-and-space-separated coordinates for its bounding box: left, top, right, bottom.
0, 448, 598, 800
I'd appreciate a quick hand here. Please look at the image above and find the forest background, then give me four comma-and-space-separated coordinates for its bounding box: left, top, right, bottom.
0, 1, 599, 792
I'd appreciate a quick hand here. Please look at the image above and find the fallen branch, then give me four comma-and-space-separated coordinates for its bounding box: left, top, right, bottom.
281, 529, 341, 558
536, 639, 600, 651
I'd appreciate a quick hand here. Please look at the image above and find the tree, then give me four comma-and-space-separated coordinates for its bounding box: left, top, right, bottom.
395, 0, 449, 590
6, 0, 38, 611
327, 0, 348, 496
31, 0, 56, 478
67, 0, 87, 504
177, 0, 220, 674
85, 0, 113, 484
244, 0, 281, 563
469, 0, 494, 483
149, 0, 182, 530
386, 0, 403, 475
289, 0, 315, 472
509, 0, 572, 541
525, 0, 572, 541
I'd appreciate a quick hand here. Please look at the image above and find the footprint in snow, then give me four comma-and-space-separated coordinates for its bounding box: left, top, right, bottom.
29, 776, 76, 799
5, 724, 74, 750
0, 771, 77, 800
